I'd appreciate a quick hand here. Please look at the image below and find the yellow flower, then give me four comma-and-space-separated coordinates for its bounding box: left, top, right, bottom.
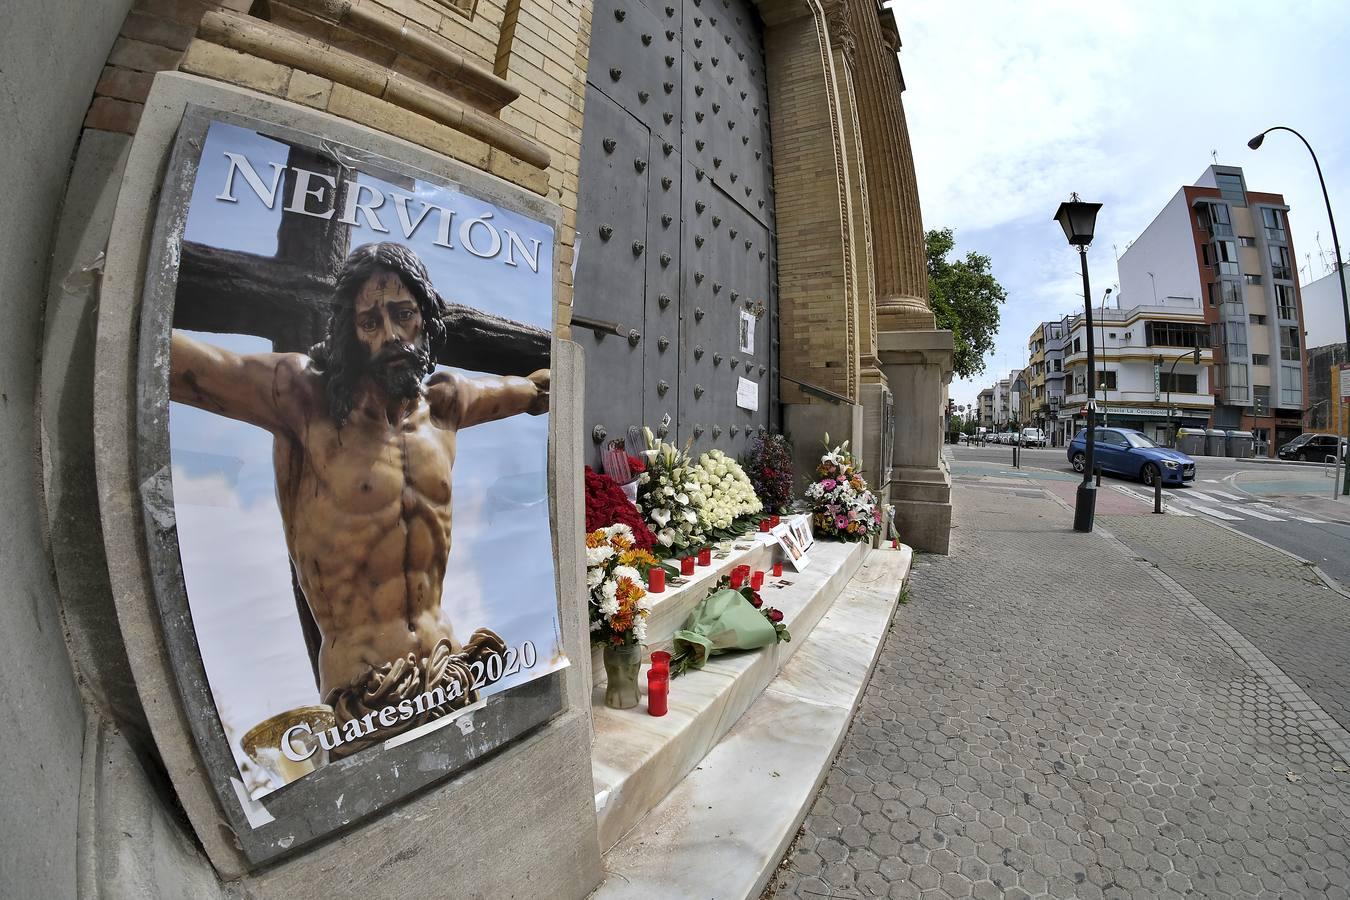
586, 530, 609, 549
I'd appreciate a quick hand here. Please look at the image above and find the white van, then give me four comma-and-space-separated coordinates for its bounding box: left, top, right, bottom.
1019, 427, 1046, 447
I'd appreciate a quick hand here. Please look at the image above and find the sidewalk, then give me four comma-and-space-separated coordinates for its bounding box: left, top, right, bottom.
764, 482, 1350, 899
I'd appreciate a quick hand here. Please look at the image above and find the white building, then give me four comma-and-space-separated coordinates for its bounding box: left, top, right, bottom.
1060, 295, 1215, 444
1301, 265, 1348, 350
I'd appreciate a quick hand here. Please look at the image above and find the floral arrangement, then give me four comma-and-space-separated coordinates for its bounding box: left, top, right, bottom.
584, 465, 657, 550
587, 524, 662, 646
741, 432, 794, 515
691, 449, 762, 536
668, 576, 790, 677
804, 436, 882, 542
635, 429, 708, 553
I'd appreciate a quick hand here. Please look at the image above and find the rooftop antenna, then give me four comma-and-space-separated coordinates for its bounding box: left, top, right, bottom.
1316, 232, 1331, 275
1211, 149, 1219, 165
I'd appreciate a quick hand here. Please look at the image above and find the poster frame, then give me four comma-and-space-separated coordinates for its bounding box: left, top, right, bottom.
133, 105, 566, 867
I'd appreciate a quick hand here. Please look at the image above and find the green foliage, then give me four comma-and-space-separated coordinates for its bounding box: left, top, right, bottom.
926, 228, 1007, 380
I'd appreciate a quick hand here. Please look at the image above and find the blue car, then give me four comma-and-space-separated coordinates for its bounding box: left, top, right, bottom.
1067, 427, 1196, 486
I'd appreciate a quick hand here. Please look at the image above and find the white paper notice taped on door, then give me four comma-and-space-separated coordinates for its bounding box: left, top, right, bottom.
737, 376, 759, 411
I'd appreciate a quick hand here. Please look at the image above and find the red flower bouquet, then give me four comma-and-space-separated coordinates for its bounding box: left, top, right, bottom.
585, 467, 657, 550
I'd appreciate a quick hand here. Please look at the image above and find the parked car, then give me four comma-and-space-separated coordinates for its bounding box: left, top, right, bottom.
1020, 427, 1046, 448
1067, 427, 1196, 486
1278, 433, 1347, 462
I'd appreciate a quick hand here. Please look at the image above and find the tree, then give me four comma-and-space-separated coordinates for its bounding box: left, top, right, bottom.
925, 228, 1007, 380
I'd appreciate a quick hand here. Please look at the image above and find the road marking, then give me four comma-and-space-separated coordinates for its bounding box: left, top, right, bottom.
1231, 506, 1284, 522
1204, 490, 1245, 501
1176, 501, 1243, 521
1293, 516, 1328, 524
1182, 490, 1224, 504
1203, 478, 1221, 483
1112, 485, 1196, 515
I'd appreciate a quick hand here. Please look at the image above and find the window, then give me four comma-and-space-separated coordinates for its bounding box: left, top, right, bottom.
1216, 172, 1247, 206
1249, 314, 1267, 325
1253, 385, 1270, 415
1098, 371, 1118, 390
1262, 207, 1287, 242
1244, 274, 1263, 285
1251, 353, 1270, 366
1146, 321, 1208, 349
1268, 245, 1292, 280
1239, 236, 1257, 247
1108, 332, 1117, 339
1053, 359, 1062, 372
1280, 365, 1302, 407
1160, 373, 1198, 393
1073, 338, 1081, 353
1225, 321, 1248, 359
1275, 283, 1296, 319
1280, 326, 1300, 361
1227, 363, 1249, 400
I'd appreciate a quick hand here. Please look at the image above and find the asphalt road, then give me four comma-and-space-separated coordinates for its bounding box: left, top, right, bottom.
948, 443, 1350, 589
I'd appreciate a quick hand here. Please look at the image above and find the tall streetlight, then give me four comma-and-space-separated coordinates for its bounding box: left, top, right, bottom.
1099, 287, 1113, 427
1054, 195, 1103, 532
1249, 126, 1350, 494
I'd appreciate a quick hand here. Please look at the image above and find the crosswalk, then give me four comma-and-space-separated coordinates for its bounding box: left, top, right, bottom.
1111, 485, 1329, 524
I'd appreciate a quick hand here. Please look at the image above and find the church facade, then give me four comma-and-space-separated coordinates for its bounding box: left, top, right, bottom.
2, 0, 950, 895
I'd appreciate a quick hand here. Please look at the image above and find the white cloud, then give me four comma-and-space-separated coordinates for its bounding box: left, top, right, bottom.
894, 0, 1350, 405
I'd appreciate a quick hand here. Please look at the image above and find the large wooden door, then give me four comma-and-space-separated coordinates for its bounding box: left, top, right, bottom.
576, 0, 777, 460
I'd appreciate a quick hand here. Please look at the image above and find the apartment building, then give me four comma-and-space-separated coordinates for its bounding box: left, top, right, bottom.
1059, 295, 1215, 444
977, 388, 995, 429
1026, 317, 1072, 445
1118, 165, 1307, 455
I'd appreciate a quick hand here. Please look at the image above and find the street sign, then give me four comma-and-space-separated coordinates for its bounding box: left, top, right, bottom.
1340, 364, 1350, 401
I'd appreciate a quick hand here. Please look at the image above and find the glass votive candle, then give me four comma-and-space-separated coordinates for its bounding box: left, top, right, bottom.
650, 650, 671, 674
680, 557, 695, 576
730, 569, 745, 589
772, 562, 783, 577
697, 547, 711, 566
647, 567, 666, 593
647, 670, 668, 717
759, 519, 771, 532
751, 570, 764, 590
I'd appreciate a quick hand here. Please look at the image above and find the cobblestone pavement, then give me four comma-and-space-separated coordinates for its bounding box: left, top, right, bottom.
765, 483, 1350, 900
1100, 514, 1350, 732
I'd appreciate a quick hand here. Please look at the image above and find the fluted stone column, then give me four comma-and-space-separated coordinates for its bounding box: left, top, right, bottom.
848, 0, 933, 332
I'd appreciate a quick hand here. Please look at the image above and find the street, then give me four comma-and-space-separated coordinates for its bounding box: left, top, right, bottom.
949, 444, 1350, 590
768, 453, 1350, 900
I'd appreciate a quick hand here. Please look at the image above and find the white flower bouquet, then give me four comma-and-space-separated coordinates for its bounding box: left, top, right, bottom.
635, 428, 709, 553
690, 448, 763, 537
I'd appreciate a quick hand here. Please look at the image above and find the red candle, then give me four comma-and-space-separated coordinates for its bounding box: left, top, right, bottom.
759, 519, 771, 532
680, 556, 695, 576
697, 547, 711, 566
771, 515, 781, 527
772, 562, 783, 577
647, 567, 665, 593
650, 650, 671, 673
647, 670, 668, 716
751, 570, 764, 590
891, 538, 899, 549
730, 569, 745, 589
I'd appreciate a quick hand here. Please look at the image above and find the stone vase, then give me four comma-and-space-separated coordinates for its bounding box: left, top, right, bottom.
603, 643, 643, 710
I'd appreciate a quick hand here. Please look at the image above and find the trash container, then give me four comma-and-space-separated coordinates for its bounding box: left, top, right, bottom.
1205, 428, 1227, 456
1175, 428, 1206, 456
1225, 430, 1254, 459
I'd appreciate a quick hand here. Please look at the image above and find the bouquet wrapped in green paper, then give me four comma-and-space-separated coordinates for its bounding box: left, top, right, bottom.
669, 580, 790, 677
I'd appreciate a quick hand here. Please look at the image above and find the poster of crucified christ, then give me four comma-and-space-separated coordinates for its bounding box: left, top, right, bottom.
155, 117, 566, 803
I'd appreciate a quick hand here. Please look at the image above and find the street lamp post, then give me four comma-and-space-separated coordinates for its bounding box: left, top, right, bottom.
1055, 195, 1103, 532
1249, 126, 1350, 495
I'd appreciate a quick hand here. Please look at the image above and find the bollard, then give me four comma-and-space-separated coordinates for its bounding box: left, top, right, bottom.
1095, 465, 1102, 487
1154, 477, 1163, 514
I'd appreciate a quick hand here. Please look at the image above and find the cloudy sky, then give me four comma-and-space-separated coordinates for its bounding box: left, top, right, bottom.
895, 0, 1350, 408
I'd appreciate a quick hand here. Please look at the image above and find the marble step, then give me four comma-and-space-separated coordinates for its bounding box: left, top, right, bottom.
590, 539, 870, 853
591, 545, 913, 899
590, 528, 782, 688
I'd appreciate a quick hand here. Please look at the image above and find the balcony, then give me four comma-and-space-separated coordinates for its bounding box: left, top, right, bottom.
1207, 222, 1234, 238
1265, 227, 1287, 243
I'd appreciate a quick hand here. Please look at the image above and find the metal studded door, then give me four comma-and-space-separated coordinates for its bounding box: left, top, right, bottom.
576, 0, 777, 461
